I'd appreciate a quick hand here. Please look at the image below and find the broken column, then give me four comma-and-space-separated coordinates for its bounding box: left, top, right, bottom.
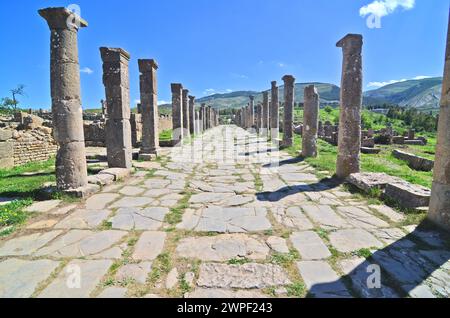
282, 75, 295, 147
138, 59, 160, 160
335, 34, 363, 178
429, 15, 450, 231
39, 7, 88, 191
171, 83, 184, 145
302, 85, 319, 158
182, 89, 190, 137
270, 81, 279, 140
189, 95, 195, 135
262, 91, 269, 137
100, 47, 132, 169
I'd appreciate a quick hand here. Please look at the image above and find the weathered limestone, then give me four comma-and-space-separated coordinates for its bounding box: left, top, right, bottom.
336, 34, 363, 178
302, 85, 319, 158
429, 13, 450, 231
262, 91, 269, 136
249, 96, 255, 129
100, 47, 132, 169
39, 7, 88, 190
189, 96, 195, 135
270, 81, 279, 140
138, 59, 160, 160
171, 84, 183, 145
182, 89, 190, 137
282, 75, 295, 147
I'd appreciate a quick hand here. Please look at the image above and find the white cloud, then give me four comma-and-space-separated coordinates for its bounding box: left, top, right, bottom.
202, 88, 234, 96
158, 100, 170, 105
360, 0, 415, 18
80, 67, 93, 74
367, 75, 431, 88
231, 73, 249, 79
134, 99, 141, 105
277, 62, 286, 68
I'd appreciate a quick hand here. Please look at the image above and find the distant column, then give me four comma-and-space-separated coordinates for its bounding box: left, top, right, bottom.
195, 110, 200, 134
249, 96, 255, 129
429, 14, 450, 231
100, 47, 132, 169
336, 34, 363, 178
189, 96, 195, 135
256, 104, 262, 134
200, 103, 206, 132
302, 85, 319, 158
182, 89, 190, 137
138, 59, 160, 160
262, 91, 269, 136
282, 75, 295, 147
270, 81, 279, 140
39, 7, 88, 191
171, 83, 184, 145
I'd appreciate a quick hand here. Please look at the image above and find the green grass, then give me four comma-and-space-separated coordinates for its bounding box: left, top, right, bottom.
0, 198, 33, 228
285, 134, 434, 188
159, 129, 172, 141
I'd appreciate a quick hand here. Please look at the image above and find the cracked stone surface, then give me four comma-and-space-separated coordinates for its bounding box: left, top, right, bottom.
1, 125, 448, 298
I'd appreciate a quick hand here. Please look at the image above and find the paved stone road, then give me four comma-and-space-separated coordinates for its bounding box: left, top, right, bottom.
0, 126, 449, 298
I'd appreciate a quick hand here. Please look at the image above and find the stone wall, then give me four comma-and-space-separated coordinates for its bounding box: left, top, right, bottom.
0, 127, 57, 168
84, 121, 106, 147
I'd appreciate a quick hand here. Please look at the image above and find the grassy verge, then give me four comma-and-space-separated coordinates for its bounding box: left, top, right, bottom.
159, 130, 172, 142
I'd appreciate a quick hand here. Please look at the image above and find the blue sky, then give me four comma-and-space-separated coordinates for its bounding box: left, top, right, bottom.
0, 0, 448, 109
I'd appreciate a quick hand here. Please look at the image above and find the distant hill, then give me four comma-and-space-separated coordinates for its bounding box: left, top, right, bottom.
160, 77, 443, 113
363, 77, 442, 112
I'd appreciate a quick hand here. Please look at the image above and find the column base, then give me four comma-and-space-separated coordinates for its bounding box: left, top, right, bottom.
138, 151, 159, 161
63, 183, 100, 198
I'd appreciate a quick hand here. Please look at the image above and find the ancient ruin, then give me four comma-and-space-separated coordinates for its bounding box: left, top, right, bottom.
100, 47, 132, 169
335, 34, 363, 178
39, 7, 88, 191
182, 89, 190, 138
282, 75, 295, 147
270, 81, 279, 140
302, 85, 319, 158
171, 83, 183, 145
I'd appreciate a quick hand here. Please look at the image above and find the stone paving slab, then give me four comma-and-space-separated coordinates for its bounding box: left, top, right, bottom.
329, 229, 383, 253
55, 209, 111, 229
290, 231, 331, 260
109, 207, 168, 230
0, 258, 60, 298
132, 231, 166, 261
38, 259, 113, 298
0, 231, 63, 256
301, 205, 351, 230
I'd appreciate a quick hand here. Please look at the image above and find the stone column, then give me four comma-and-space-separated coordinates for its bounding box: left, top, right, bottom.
256, 104, 262, 134
336, 34, 363, 178
138, 59, 160, 160
171, 83, 184, 145
282, 75, 295, 147
200, 103, 206, 132
182, 89, 190, 137
100, 47, 132, 169
189, 96, 195, 135
262, 91, 269, 136
302, 85, 319, 158
39, 7, 88, 191
249, 96, 255, 129
429, 14, 450, 231
270, 81, 279, 140
195, 110, 200, 134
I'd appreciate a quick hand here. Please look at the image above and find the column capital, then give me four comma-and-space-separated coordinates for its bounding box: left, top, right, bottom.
188, 95, 195, 101
249, 95, 255, 101
182, 89, 189, 96
100, 47, 130, 62
171, 83, 183, 92
271, 81, 277, 88
336, 34, 363, 53
282, 75, 296, 84
138, 59, 158, 72
39, 7, 88, 30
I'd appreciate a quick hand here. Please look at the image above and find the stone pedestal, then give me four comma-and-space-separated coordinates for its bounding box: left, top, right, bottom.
39, 7, 89, 191
182, 89, 190, 138
302, 85, 319, 158
100, 47, 132, 169
270, 81, 279, 140
262, 92, 269, 137
138, 59, 160, 160
429, 14, 450, 231
336, 34, 363, 178
171, 84, 184, 145
189, 96, 195, 135
282, 75, 295, 147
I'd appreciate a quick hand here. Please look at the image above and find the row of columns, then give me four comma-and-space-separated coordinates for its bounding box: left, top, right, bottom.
170, 86, 218, 146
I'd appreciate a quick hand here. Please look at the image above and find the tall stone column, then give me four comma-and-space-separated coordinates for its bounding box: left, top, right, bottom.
429, 15, 450, 231
138, 59, 160, 160
171, 83, 184, 145
39, 7, 88, 191
302, 85, 319, 158
182, 89, 190, 137
336, 34, 363, 178
282, 75, 295, 147
256, 104, 262, 134
200, 103, 206, 132
270, 81, 279, 140
262, 91, 269, 136
189, 96, 195, 135
195, 110, 200, 134
249, 96, 255, 129
100, 47, 132, 169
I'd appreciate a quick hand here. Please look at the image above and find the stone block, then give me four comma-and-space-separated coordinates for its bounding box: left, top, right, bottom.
0, 129, 13, 141
361, 147, 380, 154
99, 168, 131, 181
392, 136, 405, 144
346, 172, 405, 193
392, 149, 434, 172
404, 140, 425, 146
384, 183, 431, 208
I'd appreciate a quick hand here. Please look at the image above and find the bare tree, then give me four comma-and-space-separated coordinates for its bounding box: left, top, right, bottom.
10, 84, 26, 110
